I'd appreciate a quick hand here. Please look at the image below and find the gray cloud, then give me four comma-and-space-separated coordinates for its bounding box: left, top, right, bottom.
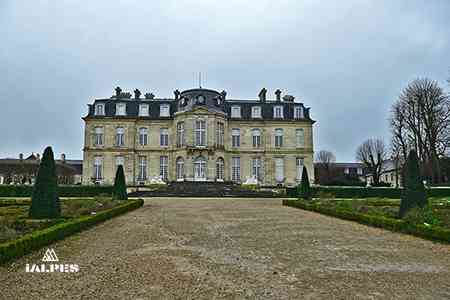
1, 0, 449, 161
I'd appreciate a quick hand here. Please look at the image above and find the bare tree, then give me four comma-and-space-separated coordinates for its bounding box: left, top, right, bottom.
389, 78, 450, 183
315, 150, 336, 184
356, 138, 388, 185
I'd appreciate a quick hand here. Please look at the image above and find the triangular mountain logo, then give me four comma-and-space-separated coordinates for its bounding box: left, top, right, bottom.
42, 248, 59, 262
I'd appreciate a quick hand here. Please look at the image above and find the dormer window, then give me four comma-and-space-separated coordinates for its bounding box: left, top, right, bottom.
116, 103, 126, 116
231, 106, 241, 118
196, 95, 205, 104
95, 103, 105, 116
273, 106, 283, 119
251, 106, 261, 118
180, 97, 187, 106
160, 104, 170, 117
215, 97, 223, 106
139, 104, 149, 116
294, 106, 304, 119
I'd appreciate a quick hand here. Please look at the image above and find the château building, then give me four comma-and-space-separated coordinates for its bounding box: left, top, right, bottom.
82, 86, 315, 186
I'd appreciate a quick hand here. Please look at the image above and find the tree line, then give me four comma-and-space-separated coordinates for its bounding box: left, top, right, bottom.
317, 74, 450, 186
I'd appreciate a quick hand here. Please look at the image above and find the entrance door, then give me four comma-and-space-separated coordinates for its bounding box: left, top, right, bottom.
194, 156, 206, 181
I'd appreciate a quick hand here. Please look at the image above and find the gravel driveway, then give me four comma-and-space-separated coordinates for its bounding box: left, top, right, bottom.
1, 198, 450, 299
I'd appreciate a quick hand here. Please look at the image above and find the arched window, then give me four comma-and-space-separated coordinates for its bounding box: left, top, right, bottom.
194, 156, 207, 180
216, 158, 224, 181
252, 129, 261, 148
176, 157, 185, 180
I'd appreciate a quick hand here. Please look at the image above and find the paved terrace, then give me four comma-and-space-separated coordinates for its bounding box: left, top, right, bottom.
1, 198, 450, 299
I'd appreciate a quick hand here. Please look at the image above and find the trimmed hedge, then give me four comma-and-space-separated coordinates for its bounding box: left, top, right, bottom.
285, 186, 450, 199
0, 185, 114, 197
283, 199, 450, 243
0, 199, 144, 264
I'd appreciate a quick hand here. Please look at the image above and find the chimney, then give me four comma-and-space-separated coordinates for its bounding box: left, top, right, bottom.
258, 88, 267, 102
61, 153, 66, 163
174, 89, 180, 100
275, 89, 281, 101
19, 153, 23, 160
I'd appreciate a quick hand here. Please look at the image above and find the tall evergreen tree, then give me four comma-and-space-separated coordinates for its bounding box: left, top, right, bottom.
29, 147, 61, 219
399, 150, 427, 218
298, 166, 312, 200
112, 165, 128, 200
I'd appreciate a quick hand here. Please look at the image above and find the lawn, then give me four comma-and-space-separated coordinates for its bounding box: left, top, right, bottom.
0, 197, 120, 243
309, 197, 450, 230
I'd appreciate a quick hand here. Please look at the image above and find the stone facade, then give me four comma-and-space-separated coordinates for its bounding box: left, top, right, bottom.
82, 87, 315, 186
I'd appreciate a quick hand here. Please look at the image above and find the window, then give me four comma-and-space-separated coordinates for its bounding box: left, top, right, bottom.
94, 127, 104, 146
296, 157, 304, 181
344, 168, 350, 174
296, 128, 305, 147
95, 103, 105, 116
275, 129, 283, 147
195, 120, 206, 147
176, 157, 184, 180
357, 168, 363, 175
231, 106, 241, 118
216, 122, 224, 147
196, 95, 205, 104
160, 156, 168, 181
275, 158, 284, 183
139, 127, 148, 146
139, 104, 149, 116
252, 157, 262, 180
116, 156, 124, 168
138, 156, 147, 181
251, 106, 261, 118
232, 128, 240, 147
216, 158, 224, 181
294, 106, 304, 119
177, 122, 185, 147
160, 128, 169, 147
273, 106, 283, 118
232, 157, 241, 182
160, 104, 170, 117
116, 127, 125, 146
252, 129, 261, 148
93, 156, 103, 180
116, 103, 126, 116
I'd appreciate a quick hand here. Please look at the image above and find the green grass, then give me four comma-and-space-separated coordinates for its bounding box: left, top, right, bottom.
0, 197, 122, 243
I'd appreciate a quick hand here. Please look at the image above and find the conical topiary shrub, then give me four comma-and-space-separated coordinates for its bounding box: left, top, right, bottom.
29, 147, 61, 219
298, 166, 312, 200
399, 150, 427, 218
112, 165, 128, 200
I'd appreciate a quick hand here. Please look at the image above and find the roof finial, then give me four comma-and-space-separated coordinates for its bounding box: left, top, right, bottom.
199, 72, 202, 88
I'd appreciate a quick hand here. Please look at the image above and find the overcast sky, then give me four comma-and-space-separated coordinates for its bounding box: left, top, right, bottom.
1, 0, 449, 162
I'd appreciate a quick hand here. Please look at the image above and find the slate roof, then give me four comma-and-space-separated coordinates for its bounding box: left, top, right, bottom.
84, 88, 314, 122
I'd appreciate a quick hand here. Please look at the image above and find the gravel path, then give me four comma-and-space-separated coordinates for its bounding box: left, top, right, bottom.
1, 198, 450, 299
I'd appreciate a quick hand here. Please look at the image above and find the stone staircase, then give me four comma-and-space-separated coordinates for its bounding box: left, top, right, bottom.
128, 182, 277, 198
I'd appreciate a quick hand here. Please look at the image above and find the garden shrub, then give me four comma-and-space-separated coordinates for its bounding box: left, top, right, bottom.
29, 147, 61, 219
0, 185, 114, 198
399, 150, 427, 218
403, 205, 441, 227
298, 166, 312, 200
112, 165, 128, 201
